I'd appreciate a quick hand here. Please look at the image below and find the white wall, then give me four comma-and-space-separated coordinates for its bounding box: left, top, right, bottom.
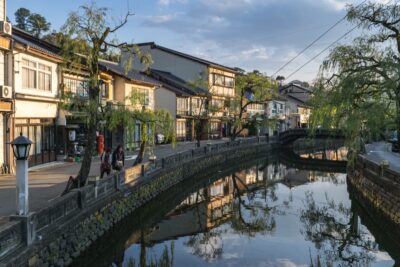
14, 52, 59, 98
15, 100, 57, 118
0, 0, 4, 22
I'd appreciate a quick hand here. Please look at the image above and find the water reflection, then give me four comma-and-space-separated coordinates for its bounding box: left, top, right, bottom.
73, 150, 396, 267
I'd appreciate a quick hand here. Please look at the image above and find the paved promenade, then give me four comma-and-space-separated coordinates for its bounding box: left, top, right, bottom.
0, 140, 226, 223
365, 142, 400, 172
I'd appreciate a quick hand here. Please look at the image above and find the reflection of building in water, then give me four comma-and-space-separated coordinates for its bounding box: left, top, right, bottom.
300, 147, 348, 161
146, 165, 271, 243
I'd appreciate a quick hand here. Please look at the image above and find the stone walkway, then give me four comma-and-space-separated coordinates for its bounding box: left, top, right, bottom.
0, 139, 227, 222
364, 142, 400, 172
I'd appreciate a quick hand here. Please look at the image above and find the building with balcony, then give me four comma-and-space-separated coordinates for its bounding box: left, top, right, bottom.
121, 42, 238, 140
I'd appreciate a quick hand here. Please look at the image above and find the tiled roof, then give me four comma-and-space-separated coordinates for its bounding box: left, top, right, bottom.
12, 27, 61, 58
98, 59, 161, 86
135, 42, 238, 73
148, 69, 209, 97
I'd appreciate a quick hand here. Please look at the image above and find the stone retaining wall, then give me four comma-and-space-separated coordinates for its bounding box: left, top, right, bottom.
0, 137, 276, 266
348, 154, 400, 228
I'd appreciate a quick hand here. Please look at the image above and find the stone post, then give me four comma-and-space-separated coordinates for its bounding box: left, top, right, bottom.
10, 213, 36, 245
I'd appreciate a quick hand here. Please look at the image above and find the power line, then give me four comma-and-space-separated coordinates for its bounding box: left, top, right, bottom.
284, 24, 359, 80
284, 0, 395, 80
271, 0, 367, 77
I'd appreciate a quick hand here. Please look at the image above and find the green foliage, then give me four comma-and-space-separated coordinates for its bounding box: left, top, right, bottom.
229, 71, 278, 139
14, 7, 51, 37
310, 2, 400, 154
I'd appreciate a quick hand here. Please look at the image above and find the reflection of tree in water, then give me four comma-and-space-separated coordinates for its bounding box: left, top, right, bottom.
184, 170, 287, 262
230, 174, 281, 237
125, 230, 175, 267
300, 191, 378, 267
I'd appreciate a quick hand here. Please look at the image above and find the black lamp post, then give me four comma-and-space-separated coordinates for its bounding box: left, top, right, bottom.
11, 133, 32, 160
11, 133, 32, 215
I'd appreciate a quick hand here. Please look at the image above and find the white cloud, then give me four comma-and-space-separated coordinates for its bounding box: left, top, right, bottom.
241, 46, 271, 60
157, 0, 187, 6
143, 14, 176, 24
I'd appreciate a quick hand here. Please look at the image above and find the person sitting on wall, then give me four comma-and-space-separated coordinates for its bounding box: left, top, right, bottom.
112, 145, 125, 171
100, 148, 112, 178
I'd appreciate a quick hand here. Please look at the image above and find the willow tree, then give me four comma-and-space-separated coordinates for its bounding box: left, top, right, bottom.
61, 2, 150, 193
107, 90, 175, 166
186, 74, 211, 147
311, 2, 400, 152
228, 71, 278, 140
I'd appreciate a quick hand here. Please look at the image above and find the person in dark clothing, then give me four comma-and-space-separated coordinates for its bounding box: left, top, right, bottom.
112, 145, 125, 171
100, 148, 112, 178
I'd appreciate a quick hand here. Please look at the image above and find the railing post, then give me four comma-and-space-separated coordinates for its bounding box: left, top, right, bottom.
162, 158, 165, 169
141, 164, 145, 177
10, 213, 36, 245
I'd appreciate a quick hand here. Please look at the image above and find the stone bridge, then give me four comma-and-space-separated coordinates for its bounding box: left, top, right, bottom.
279, 128, 344, 145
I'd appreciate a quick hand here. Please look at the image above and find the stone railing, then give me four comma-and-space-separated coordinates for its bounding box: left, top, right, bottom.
0, 136, 273, 265
348, 154, 400, 227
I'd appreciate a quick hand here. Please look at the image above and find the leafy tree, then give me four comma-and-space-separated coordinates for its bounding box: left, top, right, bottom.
107, 90, 175, 166
186, 74, 212, 147
228, 71, 278, 140
311, 2, 400, 152
27, 13, 51, 37
14, 8, 30, 31
61, 2, 152, 193
14, 8, 51, 37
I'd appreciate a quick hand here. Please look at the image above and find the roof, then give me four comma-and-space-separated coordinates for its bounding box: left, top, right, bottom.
98, 59, 161, 86
148, 69, 209, 97
135, 42, 238, 73
279, 82, 312, 93
12, 27, 62, 58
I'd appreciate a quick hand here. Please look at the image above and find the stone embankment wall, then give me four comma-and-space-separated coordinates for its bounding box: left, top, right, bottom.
348, 154, 400, 231
0, 137, 276, 267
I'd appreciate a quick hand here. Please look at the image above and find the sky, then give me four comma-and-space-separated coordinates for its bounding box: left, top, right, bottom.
7, 0, 382, 82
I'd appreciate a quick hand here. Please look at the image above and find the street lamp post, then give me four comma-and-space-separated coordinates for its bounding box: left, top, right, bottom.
11, 133, 32, 215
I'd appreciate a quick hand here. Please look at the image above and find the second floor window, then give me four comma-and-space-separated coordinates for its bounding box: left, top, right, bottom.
64, 77, 88, 97
22, 58, 52, 91
133, 87, 149, 106
177, 98, 188, 113
212, 73, 235, 88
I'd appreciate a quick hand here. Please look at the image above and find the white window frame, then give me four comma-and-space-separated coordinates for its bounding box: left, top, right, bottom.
22, 58, 52, 91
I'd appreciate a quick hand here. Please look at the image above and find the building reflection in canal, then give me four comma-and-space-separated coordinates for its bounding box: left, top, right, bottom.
73, 149, 397, 267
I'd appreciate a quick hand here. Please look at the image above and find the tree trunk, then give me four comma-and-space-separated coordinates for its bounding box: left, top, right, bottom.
396, 96, 400, 151
133, 140, 146, 166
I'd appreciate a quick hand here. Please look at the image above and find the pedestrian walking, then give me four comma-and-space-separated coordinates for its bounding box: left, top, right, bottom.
100, 148, 112, 178
112, 145, 125, 171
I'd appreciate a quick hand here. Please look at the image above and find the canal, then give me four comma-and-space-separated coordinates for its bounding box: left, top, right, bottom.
74, 148, 399, 267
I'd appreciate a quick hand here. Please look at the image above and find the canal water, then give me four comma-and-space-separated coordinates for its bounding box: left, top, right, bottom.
74, 149, 399, 267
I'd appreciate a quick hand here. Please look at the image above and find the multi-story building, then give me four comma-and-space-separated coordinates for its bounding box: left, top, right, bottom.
0, 0, 13, 172
98, 59, 160, 150
279, 83, 312, 129
121, 42, 238, 140
12, 28, 61, 167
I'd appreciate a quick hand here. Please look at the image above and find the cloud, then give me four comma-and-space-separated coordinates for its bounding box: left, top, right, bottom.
157, 0, 187, 6
143, 14, 177, 25
140, 0, 363, 81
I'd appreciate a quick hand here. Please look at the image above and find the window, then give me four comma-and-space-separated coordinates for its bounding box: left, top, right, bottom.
133, 88, 149, 106
64, 77, 89, 97
176, 120, 186, 138
100, 82, 109, 98
22, 58, 52, 91
177, 98, 188, 115
212, 73, 235, 88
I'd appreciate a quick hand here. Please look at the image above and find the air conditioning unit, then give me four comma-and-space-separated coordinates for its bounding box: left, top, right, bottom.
0, 21, 12, 36
0, 85, 12, 99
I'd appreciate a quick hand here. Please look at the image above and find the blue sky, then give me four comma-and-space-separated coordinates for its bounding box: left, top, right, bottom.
7, 0, 380, 82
